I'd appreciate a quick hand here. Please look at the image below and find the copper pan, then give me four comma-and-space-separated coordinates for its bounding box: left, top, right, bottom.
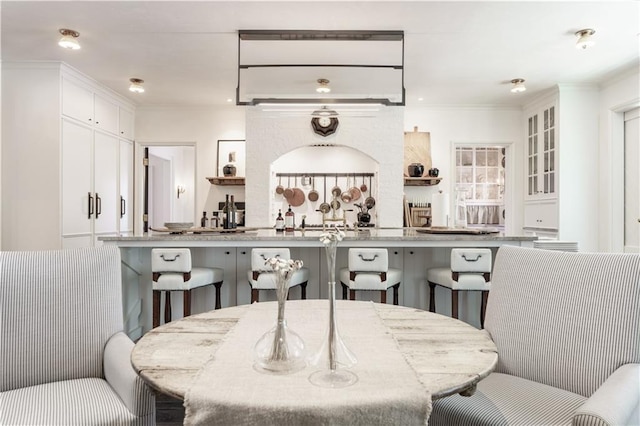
308, 177, 319, 202
283, 176, 294, 199
319, 176, 331, 214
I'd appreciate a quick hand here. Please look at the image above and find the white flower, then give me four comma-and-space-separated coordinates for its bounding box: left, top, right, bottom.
265, 257, 303, 272
319, 225, 345, 245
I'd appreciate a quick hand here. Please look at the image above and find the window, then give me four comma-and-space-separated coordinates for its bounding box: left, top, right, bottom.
455, 147, 505, 225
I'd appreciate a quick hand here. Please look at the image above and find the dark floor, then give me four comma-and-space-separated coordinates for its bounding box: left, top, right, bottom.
156, 392, 185, 426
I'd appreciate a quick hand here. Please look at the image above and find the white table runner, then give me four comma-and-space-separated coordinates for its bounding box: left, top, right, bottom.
184, 300, 431, 425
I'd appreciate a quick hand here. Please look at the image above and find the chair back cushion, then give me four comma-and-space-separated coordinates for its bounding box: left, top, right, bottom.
0, 246, 123, 391
152, 248, 192, 273
348, 248, 388, 272
451, 248, 492, 273
251, 248, 291, 271
485, 246, 640, 397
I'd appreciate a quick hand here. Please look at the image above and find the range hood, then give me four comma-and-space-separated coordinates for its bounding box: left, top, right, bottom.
236, 30, 405, 106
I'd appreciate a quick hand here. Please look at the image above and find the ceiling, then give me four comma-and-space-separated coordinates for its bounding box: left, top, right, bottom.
2, 1, 638, 108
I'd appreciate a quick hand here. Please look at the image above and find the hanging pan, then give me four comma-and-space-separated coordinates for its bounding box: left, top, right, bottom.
283, 176, 294, 200
290, 176, 305, 207
308, 177, 319, 202
319, 176, 331, 214
275, 176, 284, 195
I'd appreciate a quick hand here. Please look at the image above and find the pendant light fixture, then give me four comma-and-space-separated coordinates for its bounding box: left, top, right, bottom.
575, 29, 596, 50
58, 29, 81, 50
128, 78, 145, 93
510, 78, 527, 93
316, 78, 331, 93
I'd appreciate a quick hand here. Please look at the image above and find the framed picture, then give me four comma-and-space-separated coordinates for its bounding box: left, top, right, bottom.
217, 140, 246, 177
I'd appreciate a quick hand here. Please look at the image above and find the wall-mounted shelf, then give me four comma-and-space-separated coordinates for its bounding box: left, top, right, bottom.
206, 177, 245, 185
404, 177, 442, 186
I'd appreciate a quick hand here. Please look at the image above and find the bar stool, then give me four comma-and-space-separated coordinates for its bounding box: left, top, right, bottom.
339, 248, 402, 304
426, 248, 492, 327
151, 248, 224, 328
247, 248, 310, 303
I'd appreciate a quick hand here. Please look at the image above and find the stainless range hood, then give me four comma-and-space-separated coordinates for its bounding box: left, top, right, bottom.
236, 30, 405, 106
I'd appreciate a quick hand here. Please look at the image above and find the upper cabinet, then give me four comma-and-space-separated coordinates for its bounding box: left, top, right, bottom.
525, 100, 557, 201
62, 75, 134, 140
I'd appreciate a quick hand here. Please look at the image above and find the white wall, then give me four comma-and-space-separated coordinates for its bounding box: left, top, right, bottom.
597, 67, 640, 252
403, 107, 523, 233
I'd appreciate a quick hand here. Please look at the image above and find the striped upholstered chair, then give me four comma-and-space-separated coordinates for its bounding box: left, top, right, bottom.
0, 246, 155, 425
429, 246, 640, 426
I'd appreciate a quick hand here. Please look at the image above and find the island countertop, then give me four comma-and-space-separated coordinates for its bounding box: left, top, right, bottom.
101, 227, 536, 248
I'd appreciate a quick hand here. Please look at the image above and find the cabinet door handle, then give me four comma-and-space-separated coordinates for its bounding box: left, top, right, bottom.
95, 193, 102, 218
120, 196, 126, 218
88, 192, 94, 219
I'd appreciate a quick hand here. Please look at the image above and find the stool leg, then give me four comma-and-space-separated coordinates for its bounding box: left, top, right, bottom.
301, 282, 307, 300
164, 291, 172, 324
183, 289, 192, 317
481, 290, 489, 328
428, 282, 436, 313
251, 288, 259, 303
349, 289, 356, 301
152, 290, 161, 328
451, 289, 459, 319
214, 282, 223, 310
392, 284, 400, 305
380, 290, 387, 304
341, 283, 348, 300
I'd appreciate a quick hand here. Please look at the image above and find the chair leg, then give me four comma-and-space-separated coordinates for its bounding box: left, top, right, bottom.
428, 282, 436, 313
301, 282, 307, 300
451, 289, 459, 319
214, 282, 223, 310
153, 290, 161, 328
251, 288, 259, 303
481, 290, 489, 328
183, 289, 192, 317
380, 290, 387, 304
349, 289, 356, 301
164, 291, 172, 324
392, 284, 400, 305
341, 282, 348, 300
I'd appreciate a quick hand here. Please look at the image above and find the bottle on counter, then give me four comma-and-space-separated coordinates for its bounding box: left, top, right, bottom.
200, 211, 208, 228
222, 195, 230, 229
211, 211, 219, 229
285, 205, 295, 232
230, 195, 238, 229
275, 209, 284, 232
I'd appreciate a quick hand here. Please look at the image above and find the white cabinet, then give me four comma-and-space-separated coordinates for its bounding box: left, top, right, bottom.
526, 101, 557, 201
119, 140, 134, 235
524, 200, 558, 230
2, 62, 135, 250
119, 108, 135, 140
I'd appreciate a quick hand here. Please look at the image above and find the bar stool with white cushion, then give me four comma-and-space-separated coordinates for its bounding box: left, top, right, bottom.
247, 248, 310, 303
339, 248, 402, 304
427, 248, 492, 327
152, 248, 224, 328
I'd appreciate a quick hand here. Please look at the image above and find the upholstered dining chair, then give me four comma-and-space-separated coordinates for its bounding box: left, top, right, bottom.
247, 248, 310, 303
0, 246, 155, 425
429, 245, 640, 426
426, 248, 492, 328
339, 248, 403, 304
152, 247, 224, 328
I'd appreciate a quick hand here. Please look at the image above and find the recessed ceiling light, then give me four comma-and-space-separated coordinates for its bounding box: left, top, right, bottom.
510, 78, 526, 93
418, 97, 424, 101
226, 98, 233, 103
316, 78, 331, 94
58, 28, 80, 50
575, 29, 596, 50
129, 78, 145, 93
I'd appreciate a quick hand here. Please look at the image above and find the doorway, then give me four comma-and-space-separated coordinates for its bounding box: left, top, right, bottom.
135, 143, 196, 233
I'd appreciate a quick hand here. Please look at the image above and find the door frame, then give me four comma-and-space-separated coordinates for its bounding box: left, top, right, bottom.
134, 141, 197, 234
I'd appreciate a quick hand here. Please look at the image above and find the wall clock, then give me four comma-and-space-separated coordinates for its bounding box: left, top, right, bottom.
311, 116, 339, 137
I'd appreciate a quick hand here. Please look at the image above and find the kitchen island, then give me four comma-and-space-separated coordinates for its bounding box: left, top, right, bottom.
102, 228, 535, 338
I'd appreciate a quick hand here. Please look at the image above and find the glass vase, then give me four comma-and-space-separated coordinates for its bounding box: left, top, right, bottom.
308, 241, 358, 388
253, 271, 306, 374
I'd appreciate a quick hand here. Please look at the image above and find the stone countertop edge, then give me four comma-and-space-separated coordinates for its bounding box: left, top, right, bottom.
101, 228, 536, 242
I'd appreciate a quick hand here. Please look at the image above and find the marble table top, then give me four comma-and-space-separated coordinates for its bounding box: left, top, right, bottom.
131, 300, 498, 401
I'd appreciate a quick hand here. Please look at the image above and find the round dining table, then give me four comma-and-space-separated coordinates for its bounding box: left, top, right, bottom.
131, 300, 498, 425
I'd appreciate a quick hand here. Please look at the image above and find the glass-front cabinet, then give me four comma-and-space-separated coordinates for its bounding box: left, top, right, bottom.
527, 102, 557, 200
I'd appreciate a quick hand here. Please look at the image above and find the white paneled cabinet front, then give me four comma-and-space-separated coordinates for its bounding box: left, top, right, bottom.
93, 132, 119, 234
119, 140, 134, 235
62, 119, 93, 236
